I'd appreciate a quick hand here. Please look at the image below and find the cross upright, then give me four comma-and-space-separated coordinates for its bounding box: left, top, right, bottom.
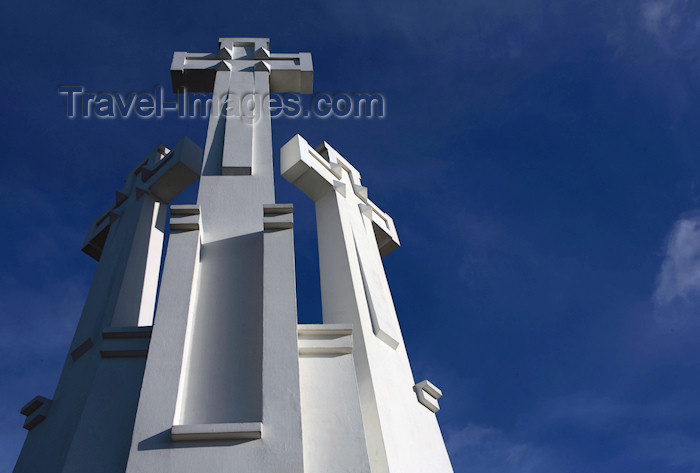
281, 135, 454, 473
114, 38, 316, 473
171, 37, 312, 177
82, 137, 202, 327
281, 135, 402, 348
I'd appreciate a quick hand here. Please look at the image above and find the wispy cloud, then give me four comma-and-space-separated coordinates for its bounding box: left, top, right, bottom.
652, 212, 700, 326
639, 0, 700, 59
446, 423, 555, 473
447, 390, 700, 473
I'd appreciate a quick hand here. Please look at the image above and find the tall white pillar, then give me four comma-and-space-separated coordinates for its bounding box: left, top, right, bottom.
14, 137, 203, 473
124, 38, 312, 473
281, 134, 454, 473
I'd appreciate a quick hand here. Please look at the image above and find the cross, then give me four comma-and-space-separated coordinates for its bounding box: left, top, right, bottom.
171, 37, 312, 93
280, 134, 400, 257
82, 136, 202, 260
281, 134, 402, 349
82, 137, 202, 327
170, 38, 313, 175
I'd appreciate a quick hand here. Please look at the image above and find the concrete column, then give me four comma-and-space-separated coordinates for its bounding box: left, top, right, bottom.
111, 194, 166, 327
124, 38, 310, 473
14, 139, 202, 473
281, 134, 454, 473
125, 206, 203, 472
261, 204, 303, 472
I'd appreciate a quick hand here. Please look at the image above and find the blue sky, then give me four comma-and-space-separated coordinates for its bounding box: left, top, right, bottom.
2, 0, 700, 471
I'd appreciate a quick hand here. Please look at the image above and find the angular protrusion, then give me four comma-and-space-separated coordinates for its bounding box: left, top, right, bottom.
108, 209, 121, 223
359, 203, 373, 219
100, 326, 153, 358
263, 203, 293, 230
218, 47, 233, 60
333, 180, 346, 197
170, 205, 200, 232
215, 61, 231, 71
353, 184, 368, 203
329, 162, 343, 179
255, 47, 271, 59
21, 395, 51, 431
263, 214, 293, 230
263, 203, 294, 214
102, 326, 153, 339
70, 337, 94, 361
254, 60, 271, 72
21, 395, 50, 416
115, 190, 128, 206
297, 324, 353, 355
135, 185, 149, 199
171, 422, 263, 442
139, 167, 155, 181
414, 380, 443, 413
81, 222, 109, 261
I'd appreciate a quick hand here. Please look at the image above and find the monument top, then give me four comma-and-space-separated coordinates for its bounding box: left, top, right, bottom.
217, 37, 269, 49
171, 37, 313, 94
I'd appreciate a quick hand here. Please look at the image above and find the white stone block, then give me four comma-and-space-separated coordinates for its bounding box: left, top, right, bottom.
414, 380, 443, 413
171, 422, 262, 441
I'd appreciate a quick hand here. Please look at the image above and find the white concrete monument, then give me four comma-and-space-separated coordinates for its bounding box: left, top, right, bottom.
14, 38, 453, 473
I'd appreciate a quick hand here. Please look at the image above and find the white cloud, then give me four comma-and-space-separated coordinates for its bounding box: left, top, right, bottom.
653, 213, 700, 325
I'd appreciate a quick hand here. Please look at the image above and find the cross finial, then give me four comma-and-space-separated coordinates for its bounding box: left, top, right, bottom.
171, 37, 313, 93
82, 137, 202, 260
281, 135, 400, 258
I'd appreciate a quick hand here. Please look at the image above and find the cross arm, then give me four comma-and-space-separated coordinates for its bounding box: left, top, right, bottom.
171, 38, 313, 93
82, 136, 203, 260
260, 52, 313, 94
280, 134, 400, 257
170, 51, 229, 93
